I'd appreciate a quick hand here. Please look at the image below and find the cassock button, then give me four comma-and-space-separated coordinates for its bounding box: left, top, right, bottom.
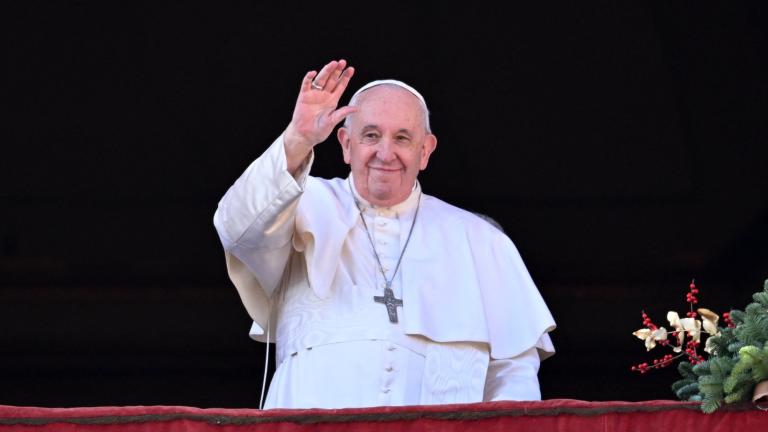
387, 345, 397, 351
385, 366, 394, 372
381, 388, 391, 394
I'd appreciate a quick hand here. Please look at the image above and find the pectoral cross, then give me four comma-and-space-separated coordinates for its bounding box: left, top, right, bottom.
374, 285, 403, 323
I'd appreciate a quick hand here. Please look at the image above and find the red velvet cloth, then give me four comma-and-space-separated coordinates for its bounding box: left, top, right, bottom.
1, 400, 766, 431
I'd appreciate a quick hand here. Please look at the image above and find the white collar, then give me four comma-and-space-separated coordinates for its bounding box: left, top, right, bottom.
347, 173, 421, 217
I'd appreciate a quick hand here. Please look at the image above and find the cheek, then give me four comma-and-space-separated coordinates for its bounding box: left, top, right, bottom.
364, 148, 380, 163
351, 148, 373, 168
405, 150, 423, 170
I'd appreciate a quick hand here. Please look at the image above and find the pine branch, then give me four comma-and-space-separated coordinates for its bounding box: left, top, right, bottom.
730, 309, 746, 326
701, 393, 723, 414
724, 383, 752, 404
673, 381, 700, 401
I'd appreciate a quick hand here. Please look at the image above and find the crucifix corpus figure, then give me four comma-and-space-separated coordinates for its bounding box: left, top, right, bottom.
374, 286, 404, 323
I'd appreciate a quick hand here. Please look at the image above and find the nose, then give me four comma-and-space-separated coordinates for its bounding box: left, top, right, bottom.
375, 138, 396, 163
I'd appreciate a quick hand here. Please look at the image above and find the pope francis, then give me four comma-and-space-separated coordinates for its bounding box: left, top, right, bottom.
213, 59, 556, 409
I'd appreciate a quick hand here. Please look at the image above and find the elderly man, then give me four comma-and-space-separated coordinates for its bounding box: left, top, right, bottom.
213, 59, 556, 409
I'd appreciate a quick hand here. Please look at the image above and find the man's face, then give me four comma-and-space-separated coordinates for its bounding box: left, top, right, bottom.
338, 86, 437, 207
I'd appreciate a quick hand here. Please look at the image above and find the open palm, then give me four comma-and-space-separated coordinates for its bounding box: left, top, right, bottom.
288, 59, 357, 148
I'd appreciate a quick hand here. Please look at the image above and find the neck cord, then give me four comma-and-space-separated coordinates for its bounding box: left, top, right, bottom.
348, 179, 421, 290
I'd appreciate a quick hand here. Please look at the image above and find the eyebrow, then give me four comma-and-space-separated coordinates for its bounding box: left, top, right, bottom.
359, 125, 414, 136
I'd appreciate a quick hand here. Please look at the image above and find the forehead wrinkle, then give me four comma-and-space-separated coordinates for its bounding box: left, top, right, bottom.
350, 95, 424, 133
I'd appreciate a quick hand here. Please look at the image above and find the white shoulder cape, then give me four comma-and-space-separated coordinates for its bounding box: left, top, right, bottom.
288, 177, 556, 360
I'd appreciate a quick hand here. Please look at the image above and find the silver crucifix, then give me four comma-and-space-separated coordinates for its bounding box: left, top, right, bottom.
374, 286, 403, 323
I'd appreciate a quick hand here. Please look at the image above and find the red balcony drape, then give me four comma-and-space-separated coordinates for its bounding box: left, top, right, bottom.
1, 399, 766, 431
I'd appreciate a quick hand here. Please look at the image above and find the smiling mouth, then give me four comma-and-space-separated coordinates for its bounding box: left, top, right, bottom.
369, 166, 402, 172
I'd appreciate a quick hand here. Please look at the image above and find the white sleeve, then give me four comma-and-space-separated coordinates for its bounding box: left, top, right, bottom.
212, 134, 313, 325
483, 347, 542, 401
213, 133, 312, 252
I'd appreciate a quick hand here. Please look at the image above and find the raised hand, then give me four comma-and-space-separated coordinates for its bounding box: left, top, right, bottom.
284, 59, 356, 174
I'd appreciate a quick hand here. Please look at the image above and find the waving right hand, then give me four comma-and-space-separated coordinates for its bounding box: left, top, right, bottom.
284, 59, 357, 173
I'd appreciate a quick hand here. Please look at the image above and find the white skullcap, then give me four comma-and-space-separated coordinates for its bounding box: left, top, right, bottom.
350, 79, 427, 107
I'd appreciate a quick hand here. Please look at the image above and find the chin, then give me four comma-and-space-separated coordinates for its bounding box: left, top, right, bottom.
369, 189, 394, 203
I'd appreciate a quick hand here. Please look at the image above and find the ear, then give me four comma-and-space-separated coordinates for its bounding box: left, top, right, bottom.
337, 127, 351, 164
419, 133, 437, 170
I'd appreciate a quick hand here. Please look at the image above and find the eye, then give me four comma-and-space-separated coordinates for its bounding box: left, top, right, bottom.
396, 135, 411, 143
362, 132, 379, 143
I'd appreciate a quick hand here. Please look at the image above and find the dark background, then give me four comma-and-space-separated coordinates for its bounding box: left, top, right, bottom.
3, 1, 767, 407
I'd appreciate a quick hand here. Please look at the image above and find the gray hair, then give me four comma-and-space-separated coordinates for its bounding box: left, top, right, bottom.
343, 83, 432, 134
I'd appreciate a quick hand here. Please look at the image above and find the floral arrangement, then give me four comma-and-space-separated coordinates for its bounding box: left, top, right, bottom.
631, 279, 768, 413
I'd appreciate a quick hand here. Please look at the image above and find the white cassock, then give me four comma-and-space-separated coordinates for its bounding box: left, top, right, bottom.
213, 134, 557, 409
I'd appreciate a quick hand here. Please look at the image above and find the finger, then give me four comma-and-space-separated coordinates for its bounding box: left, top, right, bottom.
311, 60, 339, 90
331, 66, 355, 98
328, 105, 359, 126
324, 59, 348, 93
301, 70, 319, 93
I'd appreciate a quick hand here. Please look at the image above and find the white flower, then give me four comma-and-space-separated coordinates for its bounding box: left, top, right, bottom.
667, 311, 685, 346
679, 317, 702, 342
633, 327, 668, 351
704, 335, 718, 355
698, 308, 720, 336
668, 311, 706, 344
